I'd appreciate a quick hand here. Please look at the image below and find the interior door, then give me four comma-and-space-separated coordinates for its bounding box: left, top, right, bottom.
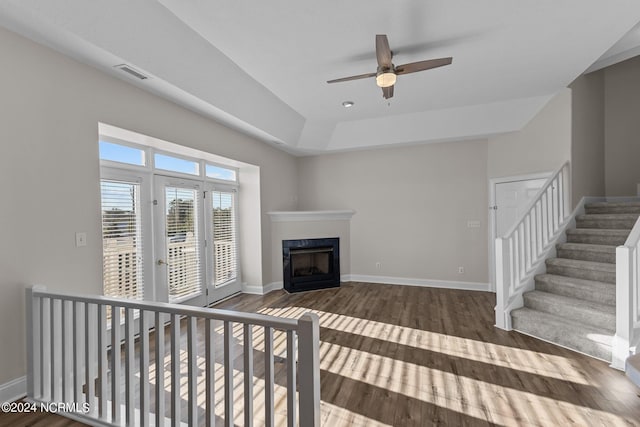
154, 176, 206, 306
495, 178, 548, 237
489, 176, 549, 292
205, 184, 241, 304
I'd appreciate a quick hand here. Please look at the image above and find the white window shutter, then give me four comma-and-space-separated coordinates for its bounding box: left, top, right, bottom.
100, 180, 144, 300
212, 191, 237, 286
165, 187, 201, 302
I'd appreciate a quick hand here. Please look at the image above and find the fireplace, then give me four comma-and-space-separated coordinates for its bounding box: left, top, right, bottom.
283, 237, 340, 292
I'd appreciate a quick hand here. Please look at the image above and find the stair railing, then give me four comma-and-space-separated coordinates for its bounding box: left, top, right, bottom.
25, 286, 321, 426
614, 220, 640, 369
495, 162, 571, 330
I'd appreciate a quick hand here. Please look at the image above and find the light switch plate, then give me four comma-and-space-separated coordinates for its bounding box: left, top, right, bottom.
75, 232, 87, 247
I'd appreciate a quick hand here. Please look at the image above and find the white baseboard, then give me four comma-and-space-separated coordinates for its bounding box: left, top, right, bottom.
264, 282, 283, 293
242, 282, 283, 295
0, 376, 26, 403
244, 276, 488, 295
344, 274, 490, 292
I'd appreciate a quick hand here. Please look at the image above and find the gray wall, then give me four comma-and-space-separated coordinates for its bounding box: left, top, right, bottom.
487, 88, 572, 179
297, 140, 490, 284
604, 55, 640, 196
0, 27, 298, 384
570, 73, 605, 205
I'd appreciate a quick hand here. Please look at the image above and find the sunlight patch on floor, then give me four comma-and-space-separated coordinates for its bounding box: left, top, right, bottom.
317, 341, 635, 426
320, 401, 393, 427
256, 306, 589, 384
145, 348, 292, 426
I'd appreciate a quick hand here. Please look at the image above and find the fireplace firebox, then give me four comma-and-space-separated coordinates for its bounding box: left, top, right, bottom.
282, 238, 340, 292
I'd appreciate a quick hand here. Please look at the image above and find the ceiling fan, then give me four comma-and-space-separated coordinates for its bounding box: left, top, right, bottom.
327, 34, 453, 99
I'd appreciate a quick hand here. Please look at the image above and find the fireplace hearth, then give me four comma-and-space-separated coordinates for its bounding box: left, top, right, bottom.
283, 238, 340, 292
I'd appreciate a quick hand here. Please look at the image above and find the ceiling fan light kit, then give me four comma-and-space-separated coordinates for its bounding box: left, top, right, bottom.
328, 34, 452, 99
376, 70, 396, 88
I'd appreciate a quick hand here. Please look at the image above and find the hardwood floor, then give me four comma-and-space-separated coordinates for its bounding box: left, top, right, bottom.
217, 282, 640, 426
2, 281, 639, 426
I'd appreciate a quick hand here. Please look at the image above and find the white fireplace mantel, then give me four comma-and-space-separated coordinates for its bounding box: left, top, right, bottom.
267, 210, 356, 222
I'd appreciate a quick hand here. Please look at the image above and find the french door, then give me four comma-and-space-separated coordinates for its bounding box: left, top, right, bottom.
154, 176, 207, 306
154, 176, 240, 306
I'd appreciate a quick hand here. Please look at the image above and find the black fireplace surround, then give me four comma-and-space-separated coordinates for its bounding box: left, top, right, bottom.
282, 237, 340, 293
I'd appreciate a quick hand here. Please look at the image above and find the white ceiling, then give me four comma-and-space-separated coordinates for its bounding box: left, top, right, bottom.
1, 1, 640, 154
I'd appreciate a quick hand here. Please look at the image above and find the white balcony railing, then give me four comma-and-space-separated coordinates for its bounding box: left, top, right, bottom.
25, 286, 320, 426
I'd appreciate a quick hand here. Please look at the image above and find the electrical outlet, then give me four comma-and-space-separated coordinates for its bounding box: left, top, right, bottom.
375, 262, 381, 270
458, 266, 464, 274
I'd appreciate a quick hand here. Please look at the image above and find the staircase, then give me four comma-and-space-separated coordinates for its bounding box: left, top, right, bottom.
511, 201, 640, 361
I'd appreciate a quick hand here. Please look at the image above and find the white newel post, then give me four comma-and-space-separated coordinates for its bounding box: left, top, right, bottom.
297, 313, 320, 427
613, 246, 633, 370
495, 238, 512, 330
26, 285, 46, 400
25, 286, 35, 399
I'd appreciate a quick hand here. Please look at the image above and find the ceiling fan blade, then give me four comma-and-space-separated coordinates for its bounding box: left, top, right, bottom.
327, 72, 377, 84
376, 34, 392, 68
382, 85, 394, 99
395, 57, 453, 75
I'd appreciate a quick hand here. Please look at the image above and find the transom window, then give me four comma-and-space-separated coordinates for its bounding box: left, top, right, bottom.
206, 164, 237, 181
155, 153, 199, 176
99, 140, 146, 166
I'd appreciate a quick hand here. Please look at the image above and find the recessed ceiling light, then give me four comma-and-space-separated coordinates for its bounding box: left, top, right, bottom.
342, 101, 355, 108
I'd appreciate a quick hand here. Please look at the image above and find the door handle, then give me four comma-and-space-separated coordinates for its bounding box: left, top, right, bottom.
157, 259, 170, 266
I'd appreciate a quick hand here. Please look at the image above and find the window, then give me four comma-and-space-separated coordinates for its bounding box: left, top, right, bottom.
99, 136, 241, 305
100, 179, 144, 300
206, 164, 237, 181
211, 190, 237, 286
99, 140, 145, 166
155, 153, 199, 175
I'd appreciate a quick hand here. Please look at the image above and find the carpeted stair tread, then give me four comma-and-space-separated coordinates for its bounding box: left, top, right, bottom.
585, 201, 640, 214
545, 257, 615, 272
511, 307, 613, 361
576, 213, 638, 229
523, 290, 615, 332
565, 228, 630, 245
556, 242, 616, 253
546, 257, 615, 283
556, 242, 616, 263
534, 274, 615, 305
627, 354, 640, 389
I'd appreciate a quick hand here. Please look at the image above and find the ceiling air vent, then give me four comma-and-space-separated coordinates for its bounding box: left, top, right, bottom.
114, 64, 148, 80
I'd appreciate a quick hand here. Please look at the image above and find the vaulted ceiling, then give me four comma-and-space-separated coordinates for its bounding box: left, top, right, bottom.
1, 1, 640, 154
